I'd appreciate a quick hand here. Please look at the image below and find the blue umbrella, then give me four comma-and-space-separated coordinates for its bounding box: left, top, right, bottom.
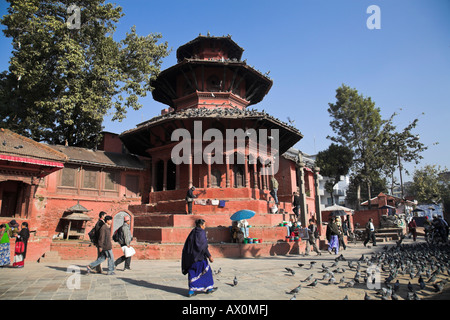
230, 210, 255, 221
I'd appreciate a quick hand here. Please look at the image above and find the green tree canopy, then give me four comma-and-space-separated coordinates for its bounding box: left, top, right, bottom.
315, 143, 353, 205
327, 84, 385, 206
408, 165, 447, 204
0, 0, 170, 148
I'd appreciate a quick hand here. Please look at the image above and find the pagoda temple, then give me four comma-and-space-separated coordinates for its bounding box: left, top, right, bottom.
120, 35, 320, 249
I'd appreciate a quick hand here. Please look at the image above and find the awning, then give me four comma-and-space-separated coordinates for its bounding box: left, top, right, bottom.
0, 154, 64, 168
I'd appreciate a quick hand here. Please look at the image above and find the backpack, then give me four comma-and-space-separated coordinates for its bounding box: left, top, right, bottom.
113, 226, 124, 243
88, 227, 98, 245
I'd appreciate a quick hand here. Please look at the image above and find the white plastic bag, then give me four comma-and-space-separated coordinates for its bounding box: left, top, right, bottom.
122, 246, 136, 258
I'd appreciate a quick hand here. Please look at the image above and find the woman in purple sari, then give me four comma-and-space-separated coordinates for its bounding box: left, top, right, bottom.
182, 219, 217, 297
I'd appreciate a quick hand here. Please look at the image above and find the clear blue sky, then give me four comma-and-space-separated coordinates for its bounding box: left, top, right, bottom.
1, 0, 449, 182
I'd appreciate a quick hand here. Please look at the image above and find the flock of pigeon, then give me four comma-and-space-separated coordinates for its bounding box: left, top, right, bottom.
210, 239, 450, 300
281, 241, 450, 300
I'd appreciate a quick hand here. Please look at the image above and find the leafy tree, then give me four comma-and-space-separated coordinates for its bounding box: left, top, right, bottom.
315, 143, 353, 205
0, 0, 170, 148
408, 165, 447, 204
327, 84, 385, 208
345, 173, 387, 210
378, 111, 428, 197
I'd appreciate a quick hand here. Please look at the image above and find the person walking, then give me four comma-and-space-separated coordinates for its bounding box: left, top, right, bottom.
185, 186, 197, 215
326, 217, 340, 255
363, 218, 377, 247
87, 215, 115, 275
181, 219, 217, 297
92, 211, 106, 273
336, 216, 347, 250
408, 218, 417, 242
114, 215, 133, 271
306, 219, 321, 256
270, 176, 279, 205
0, 223, 11, 267
13, 222, 30, 268
292, 192, 301, 221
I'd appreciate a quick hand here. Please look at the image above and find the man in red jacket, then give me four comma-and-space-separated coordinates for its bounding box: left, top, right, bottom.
86, 216, 115, 275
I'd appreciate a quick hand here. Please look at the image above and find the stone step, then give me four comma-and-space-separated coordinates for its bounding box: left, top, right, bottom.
133, 212, 286, 228
133, 225, 289, 244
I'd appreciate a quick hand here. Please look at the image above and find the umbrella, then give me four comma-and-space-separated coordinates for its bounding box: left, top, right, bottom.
330, 210, 347, 217
230, 210, 255, 221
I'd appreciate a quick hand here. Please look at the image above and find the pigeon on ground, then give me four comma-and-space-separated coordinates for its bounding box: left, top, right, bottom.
288, 285, 301, 294
233, 276, 238, 287
290, 294, 297, 300
394, 280, 400, 292
302, 274, 314, 282
419, 277, 426, 290
433, 282, 443, 293
364, 292, 372, 300
408, 281, 414, 292
345, 280, 355, 288
307, 279, 318, 287
298, 263, 304, 268
285, 267, 295, 275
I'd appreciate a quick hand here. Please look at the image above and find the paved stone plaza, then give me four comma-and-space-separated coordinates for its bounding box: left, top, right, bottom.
0, 238, 449, 301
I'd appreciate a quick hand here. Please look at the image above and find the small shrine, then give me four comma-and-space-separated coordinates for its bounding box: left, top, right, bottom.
61, 201, 92, 240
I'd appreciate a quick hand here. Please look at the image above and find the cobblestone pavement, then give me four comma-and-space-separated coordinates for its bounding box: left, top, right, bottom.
0, 238, 449, 302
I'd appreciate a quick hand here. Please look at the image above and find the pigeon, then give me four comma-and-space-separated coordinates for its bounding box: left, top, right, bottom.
214, 267, 222, 275
358, 254, 365, 261
385, 274, 394, 284
302, 274, 314, 282
427, 274, 436, 283
307, 279, 318, 287
433, 282, 443, 293
298, 263, 304, 268
393, 280, 400, 292
408, 281, 414, 292
290, 294, 297, 300
233, 276, 238, 287
285, 267, 295, 276
364, 292, 372, 300
343, 295, 349, 300
328, 277, 337, 285
345, 280, 355, 288
391, 292, 399, 300
288, 285, 302, 294
419, 277, 426, 290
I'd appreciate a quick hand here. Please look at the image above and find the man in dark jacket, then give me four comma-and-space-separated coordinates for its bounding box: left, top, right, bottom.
292, 192, 301, 220
93, 211, 106, 273
327, 217, 340, 255
186, 186, 197, 214
87, 215, 115, 275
